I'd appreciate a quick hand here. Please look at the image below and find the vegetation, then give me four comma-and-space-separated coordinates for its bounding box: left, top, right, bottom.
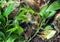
0, 0, 60, 42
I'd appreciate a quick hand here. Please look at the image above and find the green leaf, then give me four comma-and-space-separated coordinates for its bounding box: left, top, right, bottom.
4, 3, 15, 18
39, 5, 48, 17
14, 20, 19, 26
17, 26, 24, 35
28, 9, 34, 14
16, 7, 34, 22
16, 11, 28, 22
39, 5, 56, 19
28, 8, 34, 14
13, 20, 24, 35
44, 25, 53, 30
47, 1, 60, 11
47, 11, 56, 18
0, 31, 5, 40
6, 28, 17, 32
16, 11, 26, 19
6, 34, 18, 42
20, 7, 27, 11
20, 7, 34, 14
0, 0, 3, 4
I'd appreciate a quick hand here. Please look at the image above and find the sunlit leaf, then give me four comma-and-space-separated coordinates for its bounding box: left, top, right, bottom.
4, 3, 15, 18
47, 1, 60, 11
16, 11, 28, 22
39, 5, 56, 19
16, 7, 34, 22
17, 26, 24, 35
6, 28, 17, 32
39, 5, 48, 17
44, 25, 53, 30
28, 9, 34, 14
47, 11, 56, 18
20, 7, 34, 14
28, 7, 34, 14
14, 20, 24, 35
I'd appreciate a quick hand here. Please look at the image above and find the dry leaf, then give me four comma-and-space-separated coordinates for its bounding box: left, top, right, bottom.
39, 30, 56, 40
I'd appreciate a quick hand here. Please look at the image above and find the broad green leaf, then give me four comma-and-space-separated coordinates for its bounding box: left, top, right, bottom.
16, 11, 26, 19
20, 7, 34, 14
16, 15, 28, 22
7, 26, 24, 35
6, 34, 18, 42
16, 7, 34, 22
14, 20, 24, 35
28, 9, 34, 14
44, 25, 53, 30
17, 26, 24, 35
4, 3, 15, 18
16, 11, 28, 22
28, 8, 34, 14
39, 5, 48, 17
39, 5, 56, 19
6, 28, 17, 32
14, 20, 19, 26
47, 11, 56, 18
47, 1, 60, 11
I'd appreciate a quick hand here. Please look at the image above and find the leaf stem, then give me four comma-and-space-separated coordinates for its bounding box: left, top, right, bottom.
27, 19, 45, 42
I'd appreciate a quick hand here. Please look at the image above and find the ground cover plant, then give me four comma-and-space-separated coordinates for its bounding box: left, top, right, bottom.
0, 0, 60, 42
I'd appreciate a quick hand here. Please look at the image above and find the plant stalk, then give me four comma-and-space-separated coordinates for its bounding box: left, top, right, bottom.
27, 19, 45, 42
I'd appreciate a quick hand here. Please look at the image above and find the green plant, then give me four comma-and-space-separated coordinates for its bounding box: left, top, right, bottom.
0, 0, 35, 42
0, 0, 24, 42
28, 0, 60, 42
0, 0, 60, 42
